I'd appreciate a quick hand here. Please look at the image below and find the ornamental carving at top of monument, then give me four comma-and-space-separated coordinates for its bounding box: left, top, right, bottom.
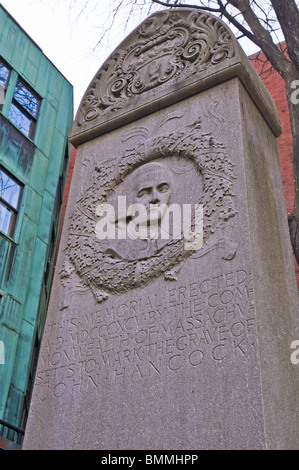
75, 9, 236, 129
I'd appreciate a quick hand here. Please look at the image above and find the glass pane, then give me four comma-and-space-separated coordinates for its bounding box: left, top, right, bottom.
8, 102, 32, 137
13, 80, 40, 118
0, 115, 35, 175
0, 62, 10, 87
0, 201, 13, 235
0, 62, 10, 108
0, 169, 21, 209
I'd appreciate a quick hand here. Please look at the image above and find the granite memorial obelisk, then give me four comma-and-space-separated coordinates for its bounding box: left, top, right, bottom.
23, 8, 299, 450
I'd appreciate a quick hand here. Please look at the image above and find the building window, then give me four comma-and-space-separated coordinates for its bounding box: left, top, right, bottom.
0, 167, 22, 238
8, 79, 40, 139
0, 59, 11, 110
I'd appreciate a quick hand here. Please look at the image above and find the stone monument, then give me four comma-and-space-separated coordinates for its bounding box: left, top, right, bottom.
23, 8, 299, 450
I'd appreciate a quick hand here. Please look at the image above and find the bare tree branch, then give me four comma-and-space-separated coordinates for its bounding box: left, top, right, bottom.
225, 1, 291, 76
151, 0, 221, 12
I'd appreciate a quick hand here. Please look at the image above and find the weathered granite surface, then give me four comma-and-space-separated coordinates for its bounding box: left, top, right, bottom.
23, 8, 298, 450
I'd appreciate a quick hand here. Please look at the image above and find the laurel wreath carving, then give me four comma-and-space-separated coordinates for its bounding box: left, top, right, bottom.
61, 115, 237, 304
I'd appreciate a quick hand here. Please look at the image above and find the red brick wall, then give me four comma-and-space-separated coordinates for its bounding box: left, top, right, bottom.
250, 49, 299, 288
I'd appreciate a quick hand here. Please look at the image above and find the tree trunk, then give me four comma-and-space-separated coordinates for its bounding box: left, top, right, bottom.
270, 0, 299, 75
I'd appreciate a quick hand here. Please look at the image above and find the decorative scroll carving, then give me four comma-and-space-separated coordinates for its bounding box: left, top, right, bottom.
61, 114, 237, 305
75, 10, 236, 128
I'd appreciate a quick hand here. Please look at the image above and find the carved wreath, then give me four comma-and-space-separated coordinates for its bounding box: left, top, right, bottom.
61, 115, 237, 304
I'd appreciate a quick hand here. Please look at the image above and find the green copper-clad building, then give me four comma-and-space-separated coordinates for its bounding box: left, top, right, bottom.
0, 4, 73, 448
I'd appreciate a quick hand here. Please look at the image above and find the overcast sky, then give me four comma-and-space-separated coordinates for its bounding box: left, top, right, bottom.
0, 0, 267, 116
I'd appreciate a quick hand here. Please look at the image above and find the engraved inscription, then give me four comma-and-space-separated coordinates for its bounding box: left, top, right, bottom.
35, 270, 256, 400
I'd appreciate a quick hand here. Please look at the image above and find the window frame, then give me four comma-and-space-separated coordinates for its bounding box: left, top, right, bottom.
8, 78, 41, 140
0, 58, 12, 111
0, 166, 23, 239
